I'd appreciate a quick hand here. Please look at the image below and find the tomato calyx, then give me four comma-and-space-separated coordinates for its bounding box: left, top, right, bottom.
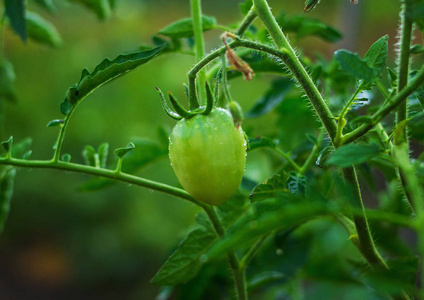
156, 82, 214, 120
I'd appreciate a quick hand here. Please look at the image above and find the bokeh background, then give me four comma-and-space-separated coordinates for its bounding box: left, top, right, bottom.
0, 0, 413, 299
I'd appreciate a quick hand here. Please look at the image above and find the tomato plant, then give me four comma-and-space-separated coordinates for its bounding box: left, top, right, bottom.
1, 0, 424, 299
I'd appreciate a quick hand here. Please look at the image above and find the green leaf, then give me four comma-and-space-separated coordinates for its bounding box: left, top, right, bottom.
1, 136, 13, 153
158, 16, 216, 39
150, 226, 217, 285
276, 14, 341, 43
97, 143, 109, 168
0, 60, 18, 102
286, 173, 306, 196
80, 138, 167, 191
205, 200, 328, 261
11, 137, 32, 158
26, 11, 62, 48
33, 0, 56, 12
304, 0, 321, 12
408, 112, 424, 141
248, 136, 277, 151
23, 150, 32, 160
249, 172, 288, 202
47, 119, 64, 127
62, 153, 72, 162
114, 142, 135, 158
326, 143, 382, 168
334, 50, 376, 82
61, 45, 165, 115
5, 0, 27, 42
0, 168, 16, 236
67, 0, 112, 20
82, 145, 96, 166
246, 78, 294, 118
240, 0, 253, 15
364, 35, 388, 75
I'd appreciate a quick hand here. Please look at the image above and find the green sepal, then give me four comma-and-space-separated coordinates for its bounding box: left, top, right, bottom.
168, 92, 196, 119
156, 87, 182, 120
202, 82, 214, 115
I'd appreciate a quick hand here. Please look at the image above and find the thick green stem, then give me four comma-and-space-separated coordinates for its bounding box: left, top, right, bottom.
252, 0, 387, 270
203, 206, 247, 300
396, 0, 413, 144
341, 167, 388, 268
190, 0, 206, 106
252, 0, 338, 141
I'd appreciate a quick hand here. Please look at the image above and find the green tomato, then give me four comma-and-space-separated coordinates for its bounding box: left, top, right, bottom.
169, 108, 247, 206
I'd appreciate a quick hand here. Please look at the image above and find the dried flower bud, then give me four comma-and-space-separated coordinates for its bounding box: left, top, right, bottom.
222, 34, 255, 81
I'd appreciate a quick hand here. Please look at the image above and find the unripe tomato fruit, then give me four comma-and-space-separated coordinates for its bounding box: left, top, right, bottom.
169, 108, 247, 206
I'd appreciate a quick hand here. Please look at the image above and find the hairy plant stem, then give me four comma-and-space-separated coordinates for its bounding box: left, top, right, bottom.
252, 0, 337, 141
190, 0, 206, 107
52, 110, 73, 162
396, 0, 413, 145
203, 206, 247, 300
0, 156, 206, 206
236, 6, 257, 36
252, 0, 389, 270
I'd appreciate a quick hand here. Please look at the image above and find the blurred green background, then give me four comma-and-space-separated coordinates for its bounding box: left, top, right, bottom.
0, 0, 409, 299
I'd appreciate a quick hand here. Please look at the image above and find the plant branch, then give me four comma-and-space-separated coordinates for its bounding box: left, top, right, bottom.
299, 129, 325, 175
203, 206, 247, 300
52, 110, 74, 162
343, 65, 424, 144
190, 0, 206, 106
0, 157, 206, 207
236, 6, 257, 36
396, 0, 413, 146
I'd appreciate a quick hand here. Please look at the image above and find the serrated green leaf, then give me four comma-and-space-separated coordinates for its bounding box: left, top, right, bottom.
151, 226, 217, 286
158, 16, 216, 39
33, 0, 56, 12
47, 119, 64, 127
364, 35, 388, 75
5, 0, 27, 42
326, 143, 381, 168
80, 138, 167, 191
97, 143, 109, 168
67, 0, 112, 20
62, 153, 71, 162
114, 142, 135, 158
286, 173, 306, 196
249, 173, 287, 202
26, 11, 62, 48
335, 50, 376, 82
246, 78, 294, 118
205, 201, 328, 261
61, 45, 165, 115
1, 136, 13, 153
82, 145, 96, 166
0, 168, 16, 236
0, 60, 18, 103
